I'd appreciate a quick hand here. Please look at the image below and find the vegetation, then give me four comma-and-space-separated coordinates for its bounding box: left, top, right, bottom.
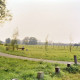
5, 38, 11, 44
10, 28, 19, 51
0, 0, 12, 23
22, 37, 37, 45
45, 36, 48, 51
0, 1, 79, 80
0, 45, 80, 62
0, 56, 80, 80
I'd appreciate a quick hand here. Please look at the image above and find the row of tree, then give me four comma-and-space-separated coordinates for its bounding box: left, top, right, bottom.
4, 37, 80, 46
5, 37, 38, 45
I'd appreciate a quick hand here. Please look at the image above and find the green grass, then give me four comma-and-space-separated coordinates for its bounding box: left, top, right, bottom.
0, 45, 80, 62
0, 56, 80, 80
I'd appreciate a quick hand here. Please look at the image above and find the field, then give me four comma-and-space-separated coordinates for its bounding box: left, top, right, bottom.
0, 45, 80, 80
0, 56, 80, 80
0, 45, 80, 62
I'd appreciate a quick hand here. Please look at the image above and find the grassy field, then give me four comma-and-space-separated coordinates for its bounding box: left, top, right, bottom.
0, 56, 80, 80
0, 45, 80, 62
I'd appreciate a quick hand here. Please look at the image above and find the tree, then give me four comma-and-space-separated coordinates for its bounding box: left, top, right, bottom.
45, 35, 48, 51
29, 37, 37, 45
69, 43, 72, 52
11, 28, 19, 50
0, 40, 2, 44
11, 39, 17, 50
17, 39, 21, 44
69, 35, 73, 52
22, 37, 29, 45
0, 0, 12, 23
5, 38, 11, 43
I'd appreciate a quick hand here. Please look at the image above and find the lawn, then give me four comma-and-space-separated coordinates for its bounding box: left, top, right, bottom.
0, 56, 80, 80
0, 45, 80, 62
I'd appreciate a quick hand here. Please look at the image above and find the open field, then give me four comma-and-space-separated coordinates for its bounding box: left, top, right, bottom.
0, 45, 80, 62
0, 56, 80, 80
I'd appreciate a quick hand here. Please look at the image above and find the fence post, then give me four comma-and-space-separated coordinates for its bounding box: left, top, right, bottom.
55, 67, 60, 73
11, 79, 18, 80
67, 63, 71, 67
37, 71, 44, 80
74, 55, 77, 64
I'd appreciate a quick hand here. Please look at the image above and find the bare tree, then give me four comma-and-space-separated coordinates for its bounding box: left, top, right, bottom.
69, 35, 73, 52
11, 28, 19, 50
45, 35, 48, 51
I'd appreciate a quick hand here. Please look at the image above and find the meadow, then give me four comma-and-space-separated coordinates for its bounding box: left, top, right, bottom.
0, 45, 80, 62
0, 56, 80, 80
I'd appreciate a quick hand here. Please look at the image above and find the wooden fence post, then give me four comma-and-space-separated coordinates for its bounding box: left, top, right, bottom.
11, 79, 18, 80
74, 55, 77, 64
67, 63, 71, 67
37, 71, 44, 80
55, 67, 60, 73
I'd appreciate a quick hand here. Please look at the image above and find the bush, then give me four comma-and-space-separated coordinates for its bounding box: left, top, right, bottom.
4, 43, 8, 46
64, 66, 80, 74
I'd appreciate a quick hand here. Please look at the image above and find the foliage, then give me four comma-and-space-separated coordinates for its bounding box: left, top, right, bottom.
0, 0, 12, 23
4, 43, 11, 46
5, 38, 11, 43
64, 66, 80, 74
11, 39, 17, 50
11, 28, 19, 51
22, 37, 37, 45
29, 37, 37, 45
0, 40, 3, 44
22, 37, 29, 45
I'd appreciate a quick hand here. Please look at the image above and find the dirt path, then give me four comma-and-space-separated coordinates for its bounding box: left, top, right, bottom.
0, 52, 80, 64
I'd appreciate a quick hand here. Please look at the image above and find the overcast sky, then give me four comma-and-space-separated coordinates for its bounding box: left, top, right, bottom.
0, 0, 80, 43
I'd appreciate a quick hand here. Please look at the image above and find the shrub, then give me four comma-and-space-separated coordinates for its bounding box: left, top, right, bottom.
4, 43, 8, 46
64, 66, 80, 74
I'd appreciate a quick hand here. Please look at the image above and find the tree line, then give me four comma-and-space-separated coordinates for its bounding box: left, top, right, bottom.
4, 38, 80, 46
5, 37, 38, 45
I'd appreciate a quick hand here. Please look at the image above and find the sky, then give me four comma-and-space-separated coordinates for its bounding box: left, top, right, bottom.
0, 0, 80, 43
